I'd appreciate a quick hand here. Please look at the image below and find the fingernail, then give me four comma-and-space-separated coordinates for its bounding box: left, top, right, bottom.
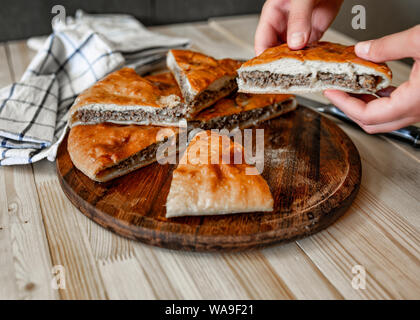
289, 32, 305, 48
355, 41, 372, 56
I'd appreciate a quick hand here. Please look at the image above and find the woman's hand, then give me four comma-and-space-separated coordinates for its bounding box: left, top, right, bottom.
254, 0, 343, 55
324, 26, 420, 133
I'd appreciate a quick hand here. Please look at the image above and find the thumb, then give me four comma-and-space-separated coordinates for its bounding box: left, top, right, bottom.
355, 25, 420, 62
287, 0, 315, 49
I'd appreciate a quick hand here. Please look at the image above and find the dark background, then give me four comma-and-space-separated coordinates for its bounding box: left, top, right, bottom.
0, 0, 265, 41
0, 0, 419, 44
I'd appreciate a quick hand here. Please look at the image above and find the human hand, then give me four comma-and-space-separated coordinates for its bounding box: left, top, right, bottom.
254, 0, 343, 55
324, 26, 420, 133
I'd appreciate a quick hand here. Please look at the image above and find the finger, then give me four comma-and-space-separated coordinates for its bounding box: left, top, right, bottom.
324, 89, 368, 119
356, 117, 418, 134
287, 0, 315, 49
309, 0, 343, 43
323, 89, 406, 126
355, 25, 420, 62
308, 28, 324, 44
255, 0, 288, 55
255, 21, 280, 55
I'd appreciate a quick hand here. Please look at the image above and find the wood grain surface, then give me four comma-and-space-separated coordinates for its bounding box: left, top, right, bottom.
56, 106, 361, 251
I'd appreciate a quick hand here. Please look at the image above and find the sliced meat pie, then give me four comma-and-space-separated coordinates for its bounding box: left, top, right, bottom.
68, 123, 178, 182
167, 49, 242, 117
237, 41, 392, 94
69, 68, 186, 127
165, 130, 274, 218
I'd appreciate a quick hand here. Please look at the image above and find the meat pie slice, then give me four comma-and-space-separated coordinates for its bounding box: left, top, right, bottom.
190, 92, 296, 130
165, 130, 274, 218
68, 123, 178, 182
237, 42, 392, 94
167, 49, 242, 117
69, 68, 186, 127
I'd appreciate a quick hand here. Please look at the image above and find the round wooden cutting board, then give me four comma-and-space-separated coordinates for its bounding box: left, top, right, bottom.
56, 106, 361, 251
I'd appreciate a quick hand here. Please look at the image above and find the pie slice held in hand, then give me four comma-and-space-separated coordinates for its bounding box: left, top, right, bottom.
69, 68, 186, 127
68, 123, 178, 182
167, 49, 242, 117
165, 130, 274, 218
237, 41, 392, 94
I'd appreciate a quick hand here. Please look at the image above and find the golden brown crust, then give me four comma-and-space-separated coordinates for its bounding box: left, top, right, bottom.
69, 68, 183, 115
241, 42, 392, 79
168, 49, 242, 94
144, 72, 184, 99
165, 131, 274, 217
194, 92, 295, 121
68, 123, 178, 181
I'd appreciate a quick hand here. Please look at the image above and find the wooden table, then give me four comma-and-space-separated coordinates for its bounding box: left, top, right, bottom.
0, 15, 419, 300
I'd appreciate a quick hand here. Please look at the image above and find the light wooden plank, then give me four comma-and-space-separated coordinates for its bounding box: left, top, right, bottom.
98, 257, 157, 300
77, 212, 134, 261
134, 245, 244, 300
151, 22, 253, 60
220, 251, 295, 299
7, 40, 37, 81
382, 136, 420, 163
341, 124, 420, 221
209, 15, 259, 53
3, 165, 58, 300
0, 165, 18, 299
0, 43, 58, 300
133, 245, 294, 299
297, 196, 420, 299
132, 245, 183, 299
0, 43, 12, 86
32, 160, 108, 299
0, 43, 18, 300
262, 243, 344, 299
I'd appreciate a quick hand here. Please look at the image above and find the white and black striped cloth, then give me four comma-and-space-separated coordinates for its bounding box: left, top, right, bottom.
0, 10, 189, 165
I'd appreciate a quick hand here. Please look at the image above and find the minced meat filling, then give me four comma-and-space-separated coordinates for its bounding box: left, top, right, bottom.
191, 101, 292, 130
76, 106, 185, 124
97, 141, 161, 178
190, 78, 237, 108
173, 69, 237, 108
240, 71, 380, 91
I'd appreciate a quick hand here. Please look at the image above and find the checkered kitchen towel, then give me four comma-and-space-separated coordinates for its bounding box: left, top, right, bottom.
0, 10, 189, 165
